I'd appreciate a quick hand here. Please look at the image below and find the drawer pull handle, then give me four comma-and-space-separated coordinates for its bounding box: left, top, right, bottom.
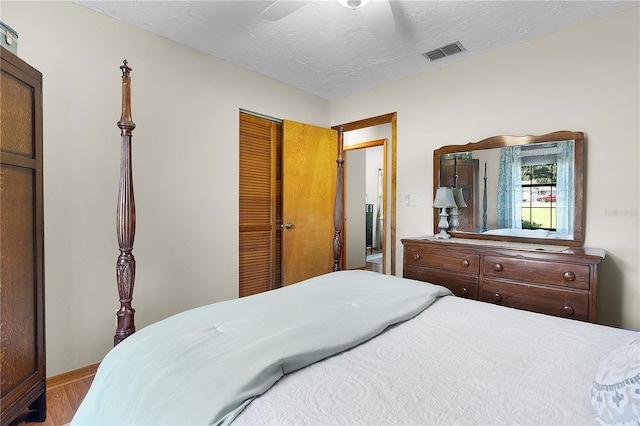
461, 259, 470, 268
563, 271, 576, 281
493, 263, 503, 272
460, 287, 469, 297
492, 293, 502, 303
413, 253, 421, 261
562, 305, 574, 317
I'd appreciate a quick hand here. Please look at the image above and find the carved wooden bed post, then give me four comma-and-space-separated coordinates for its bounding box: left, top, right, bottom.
114, 60, 137, 346
332, 126, 345, 272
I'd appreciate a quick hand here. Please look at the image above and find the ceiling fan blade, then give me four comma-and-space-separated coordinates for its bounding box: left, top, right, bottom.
360, 0, 395, 39
261, 1, 311, 21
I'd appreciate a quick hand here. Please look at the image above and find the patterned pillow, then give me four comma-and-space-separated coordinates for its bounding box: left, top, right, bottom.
590, 335, 640, 425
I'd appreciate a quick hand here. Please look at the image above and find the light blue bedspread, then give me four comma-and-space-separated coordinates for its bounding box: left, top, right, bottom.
71, 270, 451, 425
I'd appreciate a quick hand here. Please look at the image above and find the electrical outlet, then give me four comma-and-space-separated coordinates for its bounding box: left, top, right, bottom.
404, 194, 410, 207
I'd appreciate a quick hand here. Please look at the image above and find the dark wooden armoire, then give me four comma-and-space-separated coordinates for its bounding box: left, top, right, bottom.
439, 158, 479, 232
0, 47, 46, 423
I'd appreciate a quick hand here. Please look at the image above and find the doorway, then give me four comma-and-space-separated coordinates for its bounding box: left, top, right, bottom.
336, 113, 396, 275
344, 139, 386, 273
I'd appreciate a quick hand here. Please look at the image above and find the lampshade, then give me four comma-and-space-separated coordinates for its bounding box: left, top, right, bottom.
337, 0, 372, 9
433, 187, 456, 208
452, 188, 467, 208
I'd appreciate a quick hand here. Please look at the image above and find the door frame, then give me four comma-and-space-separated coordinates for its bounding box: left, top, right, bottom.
332, 112, 397, 275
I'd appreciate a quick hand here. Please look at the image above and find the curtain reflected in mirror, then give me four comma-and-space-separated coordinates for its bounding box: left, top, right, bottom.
497, 146, 522, 229
556, 141, 575, 235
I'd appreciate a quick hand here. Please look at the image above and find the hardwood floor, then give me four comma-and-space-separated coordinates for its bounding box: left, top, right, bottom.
365, 249, 383, 273
365, 259, 382, 273
10, 375, 94, 426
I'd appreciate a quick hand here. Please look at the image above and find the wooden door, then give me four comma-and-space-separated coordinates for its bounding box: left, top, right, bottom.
239, 113, 282, 297
282, 120, 337, 285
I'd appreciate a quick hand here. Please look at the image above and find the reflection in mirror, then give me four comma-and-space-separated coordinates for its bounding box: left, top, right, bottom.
434, 131, 584, 247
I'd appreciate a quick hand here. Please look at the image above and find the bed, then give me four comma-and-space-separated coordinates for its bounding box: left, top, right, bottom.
70, 61, 640, 426
483, 228, 574, 240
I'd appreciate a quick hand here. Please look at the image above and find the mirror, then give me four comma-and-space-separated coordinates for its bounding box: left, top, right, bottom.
433, 131, 584, 247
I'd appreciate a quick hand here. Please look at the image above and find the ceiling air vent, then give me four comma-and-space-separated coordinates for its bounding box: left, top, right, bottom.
422, 41, 466, 62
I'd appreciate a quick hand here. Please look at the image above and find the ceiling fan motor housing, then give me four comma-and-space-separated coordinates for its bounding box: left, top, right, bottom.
337, 0, 372, 9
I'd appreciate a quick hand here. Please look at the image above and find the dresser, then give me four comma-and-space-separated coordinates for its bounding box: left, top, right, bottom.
402, 237, 604, 322
1, 47, 46, 423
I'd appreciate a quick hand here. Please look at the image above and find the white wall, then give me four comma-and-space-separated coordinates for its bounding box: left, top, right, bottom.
2, 1, 331, 376
345, 148, 366, 269
331, 7, 640, 330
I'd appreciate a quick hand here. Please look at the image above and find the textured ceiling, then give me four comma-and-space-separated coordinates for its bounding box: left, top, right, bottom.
76, 1, 635, 100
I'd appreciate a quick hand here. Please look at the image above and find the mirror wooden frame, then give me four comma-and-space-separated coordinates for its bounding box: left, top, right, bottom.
433, 131, 584, 247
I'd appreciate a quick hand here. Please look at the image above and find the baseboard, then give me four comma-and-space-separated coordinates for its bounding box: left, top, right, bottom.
46, 363, 100, 390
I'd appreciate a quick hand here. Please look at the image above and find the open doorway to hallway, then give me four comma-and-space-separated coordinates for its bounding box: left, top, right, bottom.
344, 141, 385, 273
334, 113, 397, 275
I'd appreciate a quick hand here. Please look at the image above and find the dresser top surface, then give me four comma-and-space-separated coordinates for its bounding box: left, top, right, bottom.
401, 236, 605, 259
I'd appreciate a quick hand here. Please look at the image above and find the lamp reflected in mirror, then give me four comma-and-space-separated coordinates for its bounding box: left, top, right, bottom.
433, 187, 457, 239
450, 188, 467, 232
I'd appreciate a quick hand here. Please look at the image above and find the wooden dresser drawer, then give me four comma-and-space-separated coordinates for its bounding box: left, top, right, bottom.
401, 237, 602, 322
404, 264, 479, 299
482, 279, 589, 320
483, 255, 590, 290
404, 245, 479, 275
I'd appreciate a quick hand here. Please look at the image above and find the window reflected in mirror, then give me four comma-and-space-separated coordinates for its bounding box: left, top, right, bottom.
521, 163, 557, 230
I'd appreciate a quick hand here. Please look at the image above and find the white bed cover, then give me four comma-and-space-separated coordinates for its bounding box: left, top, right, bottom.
235, 295, 636, 425
71, 271, 450, 425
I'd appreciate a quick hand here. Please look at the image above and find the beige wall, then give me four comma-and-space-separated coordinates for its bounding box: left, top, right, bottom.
2, 1, 331, 376
331, 6, 640, 330
3, 2, 638, 376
